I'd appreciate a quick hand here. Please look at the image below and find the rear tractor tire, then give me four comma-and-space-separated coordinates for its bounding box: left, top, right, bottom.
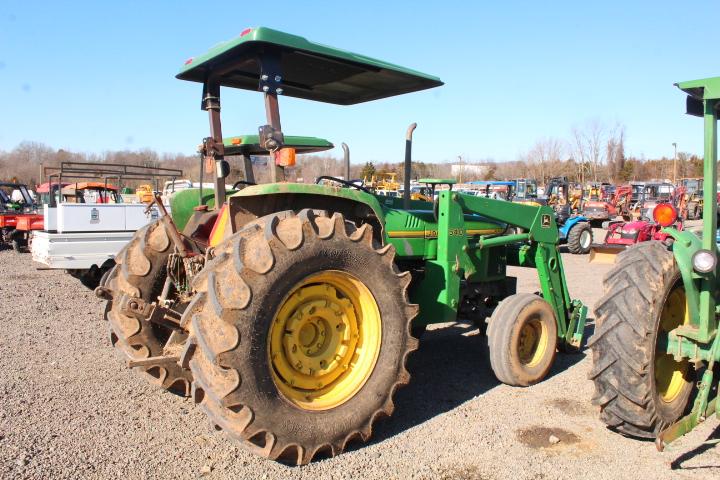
183, 210, 418, 465
105, 221, 192, 395
589, 241, 694, 438
567, 222, 593, 254
488, 293, 558, 386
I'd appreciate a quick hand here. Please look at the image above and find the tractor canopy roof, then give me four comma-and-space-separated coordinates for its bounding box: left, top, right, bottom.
676, 76, 720, 101
676, 76, 720, 117
36, 182, 69, 193
223, 135, 333, 155
177, 27, 443, 105
468, 181, 515, 186
61, 182, 118, 195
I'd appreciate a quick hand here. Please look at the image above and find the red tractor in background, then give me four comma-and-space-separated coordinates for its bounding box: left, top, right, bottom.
589, 202, 682, 263
635, 182, 676, 221
582, 184, 633, 226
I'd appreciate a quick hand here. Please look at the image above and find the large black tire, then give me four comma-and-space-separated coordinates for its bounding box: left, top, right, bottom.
588, 241, 694, 438
11, 230, 27, 253
76, 262, 115, 290
105, 221, 192, 396
488, 293, 558, 386
183, 210, 418, 465
566, 222, 593, 254
11, 238, 25, 253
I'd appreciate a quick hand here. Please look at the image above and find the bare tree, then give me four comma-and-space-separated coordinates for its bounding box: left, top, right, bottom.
605, 124, 626, 182
571, 119, 605, 183
523, 137, 564, 184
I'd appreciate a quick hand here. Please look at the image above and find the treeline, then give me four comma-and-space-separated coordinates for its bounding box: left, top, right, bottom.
0, 141, 199, 188
0, 141, 458, 187
0, 136, 705, 191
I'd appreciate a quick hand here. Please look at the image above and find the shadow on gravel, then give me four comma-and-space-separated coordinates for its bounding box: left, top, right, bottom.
670, 424, 720, 470
357, 320, 590, 449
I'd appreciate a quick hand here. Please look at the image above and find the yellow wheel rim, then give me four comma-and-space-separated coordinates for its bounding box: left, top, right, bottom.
518, 318, 548, 367
655, 287, 690, 403
268, 271, 381, 410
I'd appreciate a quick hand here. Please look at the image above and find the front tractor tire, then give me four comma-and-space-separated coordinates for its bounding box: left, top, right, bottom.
566, 222, 593, 254
488, 293, 558, 386
105, 221, 192, 395
589, 241, 694, 438
183, 210, 418, 465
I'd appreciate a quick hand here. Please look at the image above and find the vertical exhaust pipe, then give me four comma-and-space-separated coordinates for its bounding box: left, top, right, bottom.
403, 123, 417, 209
342, 142, 350, 181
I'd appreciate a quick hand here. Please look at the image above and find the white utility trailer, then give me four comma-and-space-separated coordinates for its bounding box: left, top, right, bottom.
31, 161, 182, 288
32, 202, 160, 288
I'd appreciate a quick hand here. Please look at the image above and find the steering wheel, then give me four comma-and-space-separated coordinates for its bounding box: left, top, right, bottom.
315, 176, 373, 194
232, 180, 257, 189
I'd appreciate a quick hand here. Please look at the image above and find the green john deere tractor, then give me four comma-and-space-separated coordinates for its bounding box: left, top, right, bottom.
97, 27, 587, 465
590, 76, 720, 449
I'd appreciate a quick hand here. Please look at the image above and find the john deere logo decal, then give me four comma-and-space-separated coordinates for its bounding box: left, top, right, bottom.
541, 214, 551, 228
90, 208, 100, 224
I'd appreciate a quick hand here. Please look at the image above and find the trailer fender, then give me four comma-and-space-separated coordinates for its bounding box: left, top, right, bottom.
559, 216, 589, 240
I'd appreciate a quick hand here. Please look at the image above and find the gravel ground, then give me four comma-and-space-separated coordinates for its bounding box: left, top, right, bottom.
1, 229, 719, 480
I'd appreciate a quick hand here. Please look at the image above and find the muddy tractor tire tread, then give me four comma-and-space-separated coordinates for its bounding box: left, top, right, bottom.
588, 241, 693, 438
566, 222, 593, 254
105, 221, 192, 396
183, 210, 418, 465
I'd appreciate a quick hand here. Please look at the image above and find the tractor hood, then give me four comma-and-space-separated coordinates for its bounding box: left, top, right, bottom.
621, 220, 647, 233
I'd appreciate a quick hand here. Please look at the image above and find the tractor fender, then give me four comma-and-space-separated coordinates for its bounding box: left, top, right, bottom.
227, 184, 389, 241
662, 228, 705, 328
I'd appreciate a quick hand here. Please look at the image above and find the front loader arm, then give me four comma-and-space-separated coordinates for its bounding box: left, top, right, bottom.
426, 191, 586, 348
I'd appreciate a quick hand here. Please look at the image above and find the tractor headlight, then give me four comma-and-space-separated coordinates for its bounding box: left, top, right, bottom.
692, 249, 716, 274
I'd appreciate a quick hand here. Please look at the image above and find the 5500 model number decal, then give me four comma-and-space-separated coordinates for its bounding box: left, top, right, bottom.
387, 228, 504, 239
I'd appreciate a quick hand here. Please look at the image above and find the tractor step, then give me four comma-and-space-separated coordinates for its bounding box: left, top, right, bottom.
127, 355, 180, 368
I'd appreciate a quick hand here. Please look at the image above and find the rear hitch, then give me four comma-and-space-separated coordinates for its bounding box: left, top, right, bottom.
116, 293, 183, 330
